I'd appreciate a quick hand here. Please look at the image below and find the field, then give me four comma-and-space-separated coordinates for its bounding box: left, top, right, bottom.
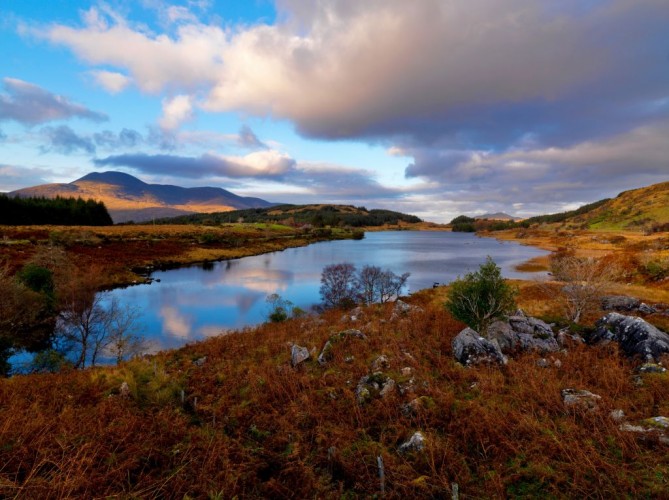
2, 220, 669, 496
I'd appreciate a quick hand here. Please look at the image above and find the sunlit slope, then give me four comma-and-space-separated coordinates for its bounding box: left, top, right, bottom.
10, 171, 273, 223
568, 181, 669, 231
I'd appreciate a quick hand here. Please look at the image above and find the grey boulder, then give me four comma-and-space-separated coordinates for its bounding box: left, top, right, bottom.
592, 313, 669, 362
452, 328, 507, 367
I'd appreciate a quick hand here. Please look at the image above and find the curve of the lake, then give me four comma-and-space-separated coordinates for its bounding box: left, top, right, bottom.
105, 231, 548, 353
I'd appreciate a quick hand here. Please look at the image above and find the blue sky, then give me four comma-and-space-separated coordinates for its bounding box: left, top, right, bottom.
1, 0, 668, 222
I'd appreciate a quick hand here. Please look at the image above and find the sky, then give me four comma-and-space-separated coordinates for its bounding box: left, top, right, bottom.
1, 0, 668, 222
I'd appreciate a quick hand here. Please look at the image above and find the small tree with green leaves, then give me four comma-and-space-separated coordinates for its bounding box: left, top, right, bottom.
446, 257, 517, 332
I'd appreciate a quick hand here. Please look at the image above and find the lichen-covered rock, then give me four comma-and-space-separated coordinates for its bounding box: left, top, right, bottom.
317, 329, 367, 366
592, 313, 669, 362
487, 312, 559, 354
401, 396, 435, 417
601, 295, 641, 312
291, 344, 310, 367
637, 363, 666, 374
398, 431, 426, 453
452, 328, 507, 367
620, 416, 669, 444
562, 388, 601, 411
371, 355, 390, 372
356, 372, 395, 404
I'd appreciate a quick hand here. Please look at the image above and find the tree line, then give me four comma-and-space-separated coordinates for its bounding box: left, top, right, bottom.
0, 195, 113, 226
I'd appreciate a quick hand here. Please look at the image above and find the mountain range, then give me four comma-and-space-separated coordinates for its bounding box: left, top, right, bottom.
9, 171, 274, 223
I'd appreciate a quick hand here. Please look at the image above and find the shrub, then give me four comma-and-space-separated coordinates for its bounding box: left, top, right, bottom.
445, 257, 517, 332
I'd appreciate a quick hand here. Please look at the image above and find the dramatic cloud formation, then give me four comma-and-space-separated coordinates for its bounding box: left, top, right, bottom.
11, 1, 669, 219
95, 150, 296, 179
0, 78, 108, 125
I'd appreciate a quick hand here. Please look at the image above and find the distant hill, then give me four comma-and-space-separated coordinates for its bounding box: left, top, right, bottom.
10, 172, 274, 223
156, 204, 422, 227
566, 181, 669, 231
475, 212, 522, 221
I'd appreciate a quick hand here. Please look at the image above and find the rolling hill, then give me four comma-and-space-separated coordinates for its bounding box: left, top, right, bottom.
9, 171, 274, 223
567, 181, 669, 231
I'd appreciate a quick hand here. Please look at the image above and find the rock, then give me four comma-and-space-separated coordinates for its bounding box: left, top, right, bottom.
401, 367, 413, 376
291, 344, 310, 367
610, 409, 626, 422
356, 372, 395, 404
556, 328, 585, 348
193, 356, 207, 367
620, 416, 669, 444
452, 328, 508, 367
401, 396, 435, 416
637, 363, 666, 374
562, 388, 601, 411
536, 358, 551, 368
398, 431, 426, 453
371, 355, 390, 372
390, 300, 423, 320
318, 329, 367, 366
592, 313, 669, 362
601, 295, 641, 312
119, 381, 130, 398
487, 314, 559, 354
638, 303, 658, 315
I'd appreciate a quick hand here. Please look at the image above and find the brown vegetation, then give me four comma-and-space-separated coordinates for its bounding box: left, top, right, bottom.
1, 286, 669, 497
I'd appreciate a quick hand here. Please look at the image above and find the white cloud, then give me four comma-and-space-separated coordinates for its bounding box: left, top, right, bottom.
89, 70, 131, 93
159, 94, 194, 130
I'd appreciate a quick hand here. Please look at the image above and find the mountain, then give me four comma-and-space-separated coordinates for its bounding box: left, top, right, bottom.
564, 181, 669, 231
9, 171, 274, 223
475, 212, 522, 221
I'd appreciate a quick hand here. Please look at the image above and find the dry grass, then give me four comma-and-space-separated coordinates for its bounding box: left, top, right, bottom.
2, 289, 669, 497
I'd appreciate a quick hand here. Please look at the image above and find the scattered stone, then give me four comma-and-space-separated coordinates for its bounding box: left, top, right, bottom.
119, 381, 130, 398
610, 409, 626, 422
592, 313, 669, 362
487, 312, 559, 354
639, 303, 658, 315
390, 300, 422, 320
562, 388, 602, 411
398, 377, 417, 395
452, 327, 508, 367
318, 329, 367, 366
601, 295, 641, 312
620, 417, 669, 445
344, 356, 355, 363
401, 396, 435, 417
637, 363, 666, 374
556, 328, 585, 348
193, 356, 207, 367
356, 372, 396, 404
291, 344, 310, 367
553, 358, 563, 368
401, 367, 413, 376
371, 355, 390, 372
398, 431, 426, 453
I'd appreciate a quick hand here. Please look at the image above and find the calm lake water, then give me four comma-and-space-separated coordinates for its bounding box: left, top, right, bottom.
104, 231, 548, 352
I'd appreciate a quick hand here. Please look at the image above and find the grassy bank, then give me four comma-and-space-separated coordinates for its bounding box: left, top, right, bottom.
1, 285, 669, 497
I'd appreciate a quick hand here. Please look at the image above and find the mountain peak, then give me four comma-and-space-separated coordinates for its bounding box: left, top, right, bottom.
75, 171, 148, 187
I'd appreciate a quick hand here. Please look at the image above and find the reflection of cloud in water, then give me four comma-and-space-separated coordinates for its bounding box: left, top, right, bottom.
236, 292, 262, 314
201, 266, 295, 294
159, 306, 192, 338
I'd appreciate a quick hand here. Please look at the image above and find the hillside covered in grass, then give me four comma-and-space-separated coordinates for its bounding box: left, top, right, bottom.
2, 285, 669, 497
156, 204, 422, 228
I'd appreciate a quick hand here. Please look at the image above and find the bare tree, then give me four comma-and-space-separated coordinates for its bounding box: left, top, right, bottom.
549, 251, 620, 324
356, 265, 410, 305
320, 263, 358, 309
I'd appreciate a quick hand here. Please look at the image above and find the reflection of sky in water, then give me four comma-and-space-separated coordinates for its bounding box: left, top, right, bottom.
105, 231, 549, 351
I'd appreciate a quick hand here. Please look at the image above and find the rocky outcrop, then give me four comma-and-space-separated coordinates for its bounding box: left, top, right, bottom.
620, 416, 669, 445
562, 388, 601, 411
291, 344, 310, 367
318, 329, 367, 366
487, 311, 559, 354
398, 431, 426, 453
592, 313, 669, 362
356, 372, 396, 404
452, 328, 507, 367
601, 295, 641, 312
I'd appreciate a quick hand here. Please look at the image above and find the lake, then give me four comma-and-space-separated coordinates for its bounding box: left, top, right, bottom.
104, 231, 548, 352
